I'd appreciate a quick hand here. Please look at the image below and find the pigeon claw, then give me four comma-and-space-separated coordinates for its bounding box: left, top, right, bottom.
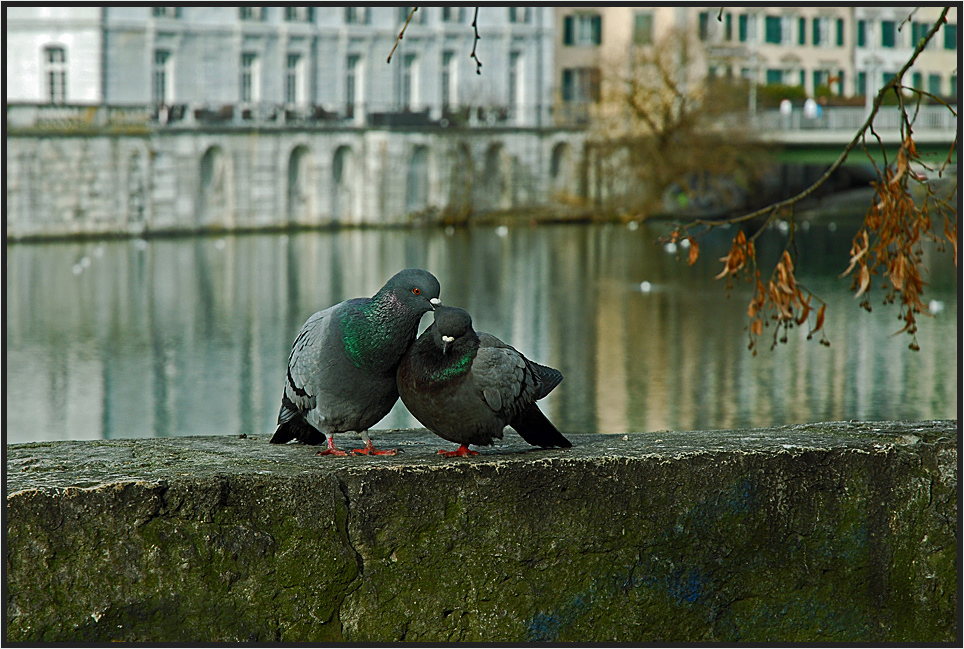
316, 438, 349, 456
438, 445, 479, 458
350, 441, 398, 456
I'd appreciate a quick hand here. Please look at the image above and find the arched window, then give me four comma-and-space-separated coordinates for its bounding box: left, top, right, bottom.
44, 46, 67, 104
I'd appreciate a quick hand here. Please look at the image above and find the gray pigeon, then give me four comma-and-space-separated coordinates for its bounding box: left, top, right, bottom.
397, 306, 571, 456
270, 268, 441, 455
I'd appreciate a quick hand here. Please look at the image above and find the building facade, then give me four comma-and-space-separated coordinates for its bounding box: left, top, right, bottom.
551, 6, 958, 123
5, 6, 104, 104
96, 6, 554, 126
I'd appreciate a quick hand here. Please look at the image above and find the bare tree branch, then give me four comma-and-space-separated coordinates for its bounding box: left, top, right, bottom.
387, 7, 418, 64
470, 7, 483, 75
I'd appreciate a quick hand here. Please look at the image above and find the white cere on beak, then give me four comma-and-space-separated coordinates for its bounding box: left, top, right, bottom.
430, 298, 441, 306
442, 335, 455, 343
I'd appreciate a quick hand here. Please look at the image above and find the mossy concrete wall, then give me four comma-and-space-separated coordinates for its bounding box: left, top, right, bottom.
6, 421, 958, 643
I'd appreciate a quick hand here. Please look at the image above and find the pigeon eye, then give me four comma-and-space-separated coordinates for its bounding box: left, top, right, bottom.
412, 287, 421, 295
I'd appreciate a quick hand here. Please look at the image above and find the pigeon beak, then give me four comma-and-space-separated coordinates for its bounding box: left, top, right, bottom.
429, 298, 441, 310
441, 335, 455, 354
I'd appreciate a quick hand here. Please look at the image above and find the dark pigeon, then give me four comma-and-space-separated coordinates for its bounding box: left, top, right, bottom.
397, 306, 571, 457
270, 268, 441, 455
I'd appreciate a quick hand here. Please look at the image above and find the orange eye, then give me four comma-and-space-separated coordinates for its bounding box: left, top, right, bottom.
412, 287, 421, 295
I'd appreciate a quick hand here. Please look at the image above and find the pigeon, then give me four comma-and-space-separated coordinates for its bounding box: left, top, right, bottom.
397, 306, 571, 457
270, 268, 441, 455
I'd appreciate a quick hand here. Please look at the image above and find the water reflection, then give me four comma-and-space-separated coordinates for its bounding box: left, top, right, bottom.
5, 222, 958, 444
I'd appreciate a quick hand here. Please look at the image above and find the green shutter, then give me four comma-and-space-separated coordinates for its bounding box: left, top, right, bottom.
591, 14, 602, 45
836, 19, 843, 46
563, 15, 574, 45
739, 14, 748, 42
798, 17, 806, 45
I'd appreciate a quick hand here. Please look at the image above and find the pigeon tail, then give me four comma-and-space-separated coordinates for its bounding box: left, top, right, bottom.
270, 416, 326, 445
510, 405, 572, 448
530, 361, 564, 400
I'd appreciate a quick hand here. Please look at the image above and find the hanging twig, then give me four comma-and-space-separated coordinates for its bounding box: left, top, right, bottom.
470, 7, 482, 75
387, 7, 418, 64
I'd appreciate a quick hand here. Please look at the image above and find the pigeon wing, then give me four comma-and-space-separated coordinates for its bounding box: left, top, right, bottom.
471, 339, 536, 419
283, 308, 333, 416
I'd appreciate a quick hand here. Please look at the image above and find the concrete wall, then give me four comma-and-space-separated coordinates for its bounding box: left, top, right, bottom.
5, 127, 586, 240
5, 420, 957, 642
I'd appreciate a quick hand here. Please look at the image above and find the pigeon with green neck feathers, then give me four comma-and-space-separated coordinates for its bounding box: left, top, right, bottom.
397, 306, 571, 456
271, 268, 441, 455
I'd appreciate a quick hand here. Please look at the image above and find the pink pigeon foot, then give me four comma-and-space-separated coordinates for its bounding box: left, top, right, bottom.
350, 440, 398, 456
315, 437, 348, 456
438, 444, 479, 458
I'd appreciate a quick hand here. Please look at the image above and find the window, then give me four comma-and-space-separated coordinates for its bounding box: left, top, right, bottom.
44, 46, 67, 104
699, 12, 710, 42
765, 69, 783, 85
345, 7, 370, 24
509, 7, 530, 24
634, 12, 653, 45
508, 51, 522, 109
765, 16, 782, 44
152, 7, 181, 18
812, 17, 829, 47
561, 67, 600, 102
945, 23, 958, 50
856, 71, 867, 95
240, 52, 260, 102
441, 7, 464, 23
441, 51, 455, 108
881, 20, 896, 48
911, 21, 929, 46
836, 18, 844, 46
798, 17, 806, 45
346, 55, 359, 114
724, 13, 733, 41
813, 69, 829, 92
402, 53, 417, 109
836, 69, 844, 94
563, 13, 602, 46
239, 7, 264, 21
799, 70, 805, 87
285, 7, 313, 22
857, 20, 866, 47
152, 49, 171, 104
285, 53, 302, 104
739, 14, 748, 42
928, 73, 942, 96
912, 71, 923, 89
951, 74, 958, 96
398, 7, 423, 24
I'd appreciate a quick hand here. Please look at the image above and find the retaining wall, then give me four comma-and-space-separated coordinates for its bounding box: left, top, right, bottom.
5, 420, 958, 642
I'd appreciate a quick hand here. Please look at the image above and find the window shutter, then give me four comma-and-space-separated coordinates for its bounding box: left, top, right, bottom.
798, 17, 805, 45
812, 18, 820, 45
739, 14, 748, 42
563, 15, 573, 45
591, 14, 602, 45
836, 19, 843, 46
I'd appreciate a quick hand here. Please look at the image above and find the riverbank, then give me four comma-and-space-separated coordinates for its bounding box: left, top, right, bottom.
7, 420, 957, 642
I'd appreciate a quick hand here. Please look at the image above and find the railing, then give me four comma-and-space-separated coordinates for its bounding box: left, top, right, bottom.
8, 102, 956, 134
754, 104, 957, 132
6, 101, 552, 130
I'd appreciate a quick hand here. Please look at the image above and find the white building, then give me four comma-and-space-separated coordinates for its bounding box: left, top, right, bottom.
98, 6, 554, 126
5, 6, 104, 104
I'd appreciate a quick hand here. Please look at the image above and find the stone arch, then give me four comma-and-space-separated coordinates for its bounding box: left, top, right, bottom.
198, 145, 234, 226
331, 145, 355, 223
480, 142, 510, 211
550, 141, 574, 199
406, 144, 431, 213
445, 141, 474, 219
287, 145, 316, 223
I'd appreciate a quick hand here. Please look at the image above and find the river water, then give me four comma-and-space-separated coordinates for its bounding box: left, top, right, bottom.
5, 220, 958, 444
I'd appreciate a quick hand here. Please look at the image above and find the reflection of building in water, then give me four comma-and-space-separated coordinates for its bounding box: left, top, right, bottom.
4, 225, 958, 443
